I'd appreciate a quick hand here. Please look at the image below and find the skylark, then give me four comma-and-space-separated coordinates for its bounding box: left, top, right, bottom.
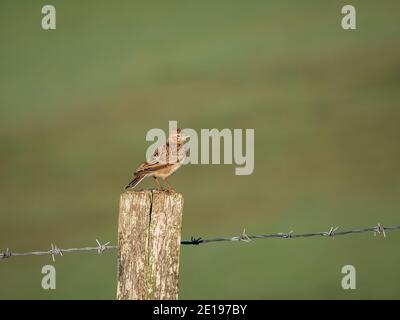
125, 129, 188, 191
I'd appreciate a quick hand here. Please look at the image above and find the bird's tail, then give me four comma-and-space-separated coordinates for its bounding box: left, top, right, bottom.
125, 174, 146, 189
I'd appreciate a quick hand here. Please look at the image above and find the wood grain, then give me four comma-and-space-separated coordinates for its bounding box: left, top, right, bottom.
117, 190, 184, 300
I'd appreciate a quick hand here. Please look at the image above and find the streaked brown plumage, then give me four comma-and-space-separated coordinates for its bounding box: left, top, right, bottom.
125, 129, 188, 191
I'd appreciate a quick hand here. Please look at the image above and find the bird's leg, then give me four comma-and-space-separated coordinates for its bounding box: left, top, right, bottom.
153, 177, 164, 191
164, 178, 175, 192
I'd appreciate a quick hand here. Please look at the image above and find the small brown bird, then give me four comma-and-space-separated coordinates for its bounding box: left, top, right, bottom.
125, 129, 188, 191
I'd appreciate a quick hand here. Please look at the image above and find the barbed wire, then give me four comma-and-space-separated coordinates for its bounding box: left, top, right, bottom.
0, 239, 118, 261
181, 223, 400, 245
1, 223, 399, 261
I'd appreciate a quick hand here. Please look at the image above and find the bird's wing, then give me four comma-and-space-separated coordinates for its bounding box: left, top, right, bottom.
133, 142, 186, 175
134, 161, 171, 175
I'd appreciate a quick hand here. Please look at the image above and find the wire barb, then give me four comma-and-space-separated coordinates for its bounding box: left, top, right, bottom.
0, 248, 11, 260
374, 223, 386, 238
50, 244, 63, 262
182, 237, 203, 245
323, 226, 339, 238
96, 239, 110, 254
239, 228, 251, 242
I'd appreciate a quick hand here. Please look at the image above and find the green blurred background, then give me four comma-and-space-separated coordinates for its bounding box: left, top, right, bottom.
1, 0, 399, 299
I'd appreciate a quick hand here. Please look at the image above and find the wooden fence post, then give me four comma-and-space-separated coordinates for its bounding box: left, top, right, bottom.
117, 190, 184, 300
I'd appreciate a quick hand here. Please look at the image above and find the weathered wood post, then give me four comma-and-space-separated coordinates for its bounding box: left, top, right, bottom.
117, 190, 184, 300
